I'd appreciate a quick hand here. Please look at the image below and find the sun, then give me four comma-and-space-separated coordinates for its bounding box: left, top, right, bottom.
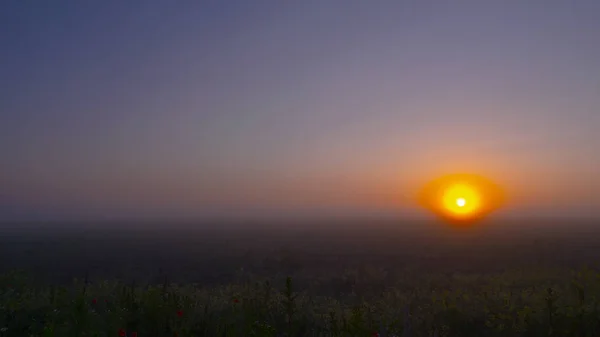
441, 182, 480, 217
417, 173, 504, 225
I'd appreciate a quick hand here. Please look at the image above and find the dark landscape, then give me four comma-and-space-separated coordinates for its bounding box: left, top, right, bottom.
2, 218, 600, 336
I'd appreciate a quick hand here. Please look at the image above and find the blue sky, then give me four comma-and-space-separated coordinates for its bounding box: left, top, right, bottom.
1, 0, 599, 221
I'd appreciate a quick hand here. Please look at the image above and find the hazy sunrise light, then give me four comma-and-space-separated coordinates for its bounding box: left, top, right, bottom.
418, 173, 505, 225
1, 2, 600, 336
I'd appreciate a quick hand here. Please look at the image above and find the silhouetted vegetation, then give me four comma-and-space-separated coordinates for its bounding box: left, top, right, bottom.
1, 219, 599, 336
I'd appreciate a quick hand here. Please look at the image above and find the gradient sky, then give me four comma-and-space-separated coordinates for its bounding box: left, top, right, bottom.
1, 0, 599, 221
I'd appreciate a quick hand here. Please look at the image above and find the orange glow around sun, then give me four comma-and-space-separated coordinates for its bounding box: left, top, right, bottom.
418, 173, 504, 225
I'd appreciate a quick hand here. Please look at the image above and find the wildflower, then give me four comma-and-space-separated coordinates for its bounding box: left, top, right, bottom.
131, 332, 137, 337
177, 310, 183, 317
118, 328, 126, 336
233, 298, 239, 303
92, 298, 97, 304
371, 333, 380, 337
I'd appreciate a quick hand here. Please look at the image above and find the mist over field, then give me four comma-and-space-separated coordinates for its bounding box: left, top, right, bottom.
2, 217, 599, 286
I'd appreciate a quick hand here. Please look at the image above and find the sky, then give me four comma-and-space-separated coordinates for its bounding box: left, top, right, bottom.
1, 0, 599, 222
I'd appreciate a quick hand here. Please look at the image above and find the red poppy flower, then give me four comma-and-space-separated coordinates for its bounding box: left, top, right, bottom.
177, 310, 183, 317
233, 298, 239, 303
118, 328, 126, 336
371, 333, 380, 337
131, 332, 137, 337
91, 298, 97, 304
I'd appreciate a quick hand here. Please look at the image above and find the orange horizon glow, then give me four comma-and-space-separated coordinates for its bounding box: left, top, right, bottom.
418, 173, 505, 225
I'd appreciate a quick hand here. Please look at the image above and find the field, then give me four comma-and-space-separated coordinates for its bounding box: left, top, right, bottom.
1, 218, 600, 336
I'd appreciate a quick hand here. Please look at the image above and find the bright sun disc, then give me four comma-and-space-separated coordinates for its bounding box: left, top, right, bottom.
441, 183, 480, 217
418, 173, 504, 225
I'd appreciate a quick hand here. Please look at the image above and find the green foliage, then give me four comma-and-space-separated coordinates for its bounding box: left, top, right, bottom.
1, 268, 600, 336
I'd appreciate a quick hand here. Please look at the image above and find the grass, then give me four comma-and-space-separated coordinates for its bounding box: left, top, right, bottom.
2, 268, 600, 336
